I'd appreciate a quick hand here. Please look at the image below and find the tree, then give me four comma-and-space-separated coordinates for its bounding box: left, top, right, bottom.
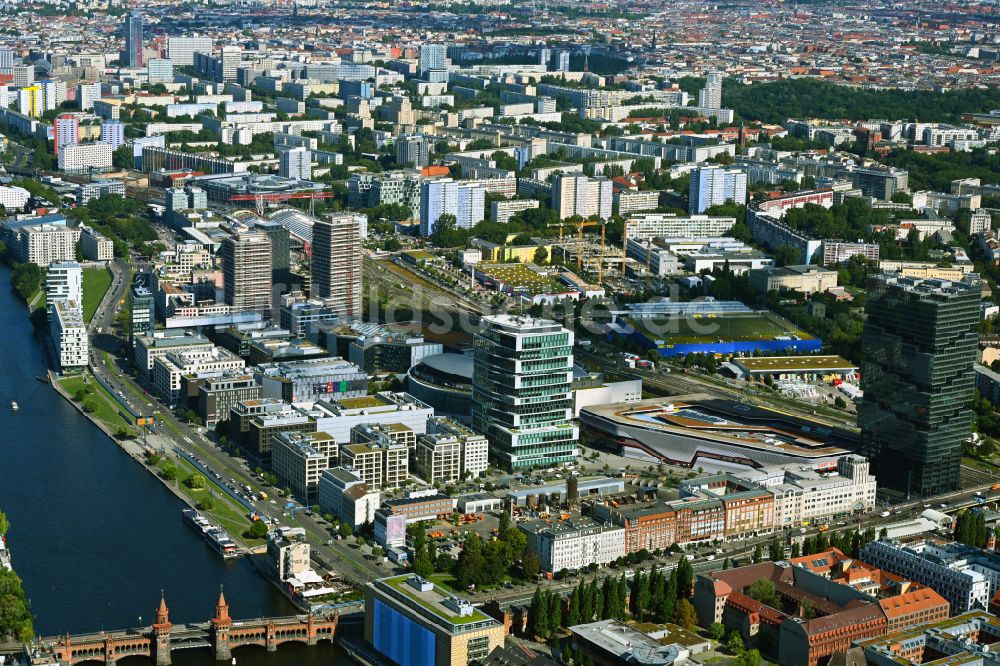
355, 536, 366, 547
673, 598, 698, 631
709, 622, 726, 640
549, 591, 563, 631
748, 579, 780, 607
772, 244, 801, 267
413, 545, 434, 577
197, 495, 216, 511
727, 631, 745, 655
736, 649, 763, 666
752, 543, 763, 564
245, 520, 268, 539
522, 552, 541, 578
185, 472, 206, 489
769, 538, 783, 562
533, 245, 549, 265
529, 587, 549, 638
339, 522, 353, 538
159, 462, 178, 481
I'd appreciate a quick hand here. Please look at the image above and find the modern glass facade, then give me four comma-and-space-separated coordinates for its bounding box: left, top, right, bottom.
472, 315, 579, 469
859, 275, 979, 497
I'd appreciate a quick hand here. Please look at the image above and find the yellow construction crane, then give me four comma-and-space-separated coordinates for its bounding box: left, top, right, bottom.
548, 219, 600, 273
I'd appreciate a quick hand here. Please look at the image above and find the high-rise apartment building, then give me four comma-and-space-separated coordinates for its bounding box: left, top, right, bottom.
418, 44, 446, 75
419, 179, 486, 236
472, 315, 579, 470
77, 82, 102, 111
122, 11, 144, 68
254, 220, 291, 292
311, 215, 362, 319
395, 135, 432, 168
166, 36, 213, 66
278, 146, 312, 180
698, 71, 724, 109
556, 50, 570, 72
0, 49, 14, 70
859, 275, 980, 497
221, 230, 273, 317
100, 120, 125, 151
147, 58, 174, 84
46, 261, 82, 308
53, 114, 79, 156
551, 175, 613, 221
689, 166, 748, 213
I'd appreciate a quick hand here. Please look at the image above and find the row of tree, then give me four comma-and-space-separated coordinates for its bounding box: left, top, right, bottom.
954, 510, 990, 549
0, 512, 33, 642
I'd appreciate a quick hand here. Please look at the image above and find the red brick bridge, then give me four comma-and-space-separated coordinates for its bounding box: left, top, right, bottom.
26, 590, 338, 665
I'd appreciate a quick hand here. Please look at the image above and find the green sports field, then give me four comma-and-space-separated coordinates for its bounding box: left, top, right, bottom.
627, 313, 812, 344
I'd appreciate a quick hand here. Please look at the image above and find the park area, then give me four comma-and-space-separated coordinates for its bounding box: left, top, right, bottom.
59, 373, 134, 435
82, 266, 112, 323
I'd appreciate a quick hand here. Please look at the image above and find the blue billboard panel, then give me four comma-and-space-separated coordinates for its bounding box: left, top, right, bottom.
373, 598, 436, 666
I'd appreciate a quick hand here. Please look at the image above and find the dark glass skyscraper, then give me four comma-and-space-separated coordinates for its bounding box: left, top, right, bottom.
122, 11, 143, 68
859, 274, 979, 498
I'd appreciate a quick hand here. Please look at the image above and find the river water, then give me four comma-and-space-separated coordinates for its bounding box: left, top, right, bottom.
0, 264, 351, 664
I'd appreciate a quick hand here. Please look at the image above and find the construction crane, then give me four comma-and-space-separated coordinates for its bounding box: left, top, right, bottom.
229, 191, 335, 217
547, 219, 601, 274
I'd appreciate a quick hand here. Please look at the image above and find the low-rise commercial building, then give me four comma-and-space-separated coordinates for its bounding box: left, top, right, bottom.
254, 357, 368, 403
383, 493, 457, 524
318, 466, 380, 528
748, 264, 838, 295
364, 575, 504, 666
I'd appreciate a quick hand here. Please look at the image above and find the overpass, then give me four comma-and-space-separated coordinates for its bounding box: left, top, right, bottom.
25, 590, 338, 665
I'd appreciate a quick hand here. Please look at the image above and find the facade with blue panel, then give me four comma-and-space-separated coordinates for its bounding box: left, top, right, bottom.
373, 598, 436, 666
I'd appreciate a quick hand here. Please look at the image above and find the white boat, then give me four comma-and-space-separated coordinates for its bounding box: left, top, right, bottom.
10, 401, 18, 411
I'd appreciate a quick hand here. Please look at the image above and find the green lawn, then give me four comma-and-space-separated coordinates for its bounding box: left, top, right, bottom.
170, 457, 262, 547
82, 267, 112, 323
59, 374, 134, 433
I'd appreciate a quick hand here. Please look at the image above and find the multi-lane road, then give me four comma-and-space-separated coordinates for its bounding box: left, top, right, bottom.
86, 261, 393, 587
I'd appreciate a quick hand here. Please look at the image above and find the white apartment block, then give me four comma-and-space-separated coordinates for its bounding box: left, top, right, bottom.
79, 225, 114, 261
58, 142, 113, 173
860, 539, 991, 614
0, 185, 30, 210
970, 209, 993, 236
414, 434, 462, 484
317, 467, 380, 527
50, 300, 88, 370
551, 175, 613, 221
426, 417, 489, 478
737, 456, 877, 529
278, 146, 312, 180
521, 518, 625, 572
623, 214, 737, 241
10, 224, 80, 266
615, 190, 661, 215
152, 346, 245, 403
46, 261, 83, 306
491, 198, 540, 224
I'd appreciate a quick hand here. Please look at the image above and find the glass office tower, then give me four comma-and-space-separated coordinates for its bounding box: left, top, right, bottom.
472, 315, 579, 470
859, 275, 979, 497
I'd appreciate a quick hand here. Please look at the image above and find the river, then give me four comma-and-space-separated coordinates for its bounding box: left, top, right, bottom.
0, 264, 351, 664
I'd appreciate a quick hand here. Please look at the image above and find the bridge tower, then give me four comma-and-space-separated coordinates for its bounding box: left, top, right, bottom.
211, 587, 233, 661
151, 592, 173, 666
